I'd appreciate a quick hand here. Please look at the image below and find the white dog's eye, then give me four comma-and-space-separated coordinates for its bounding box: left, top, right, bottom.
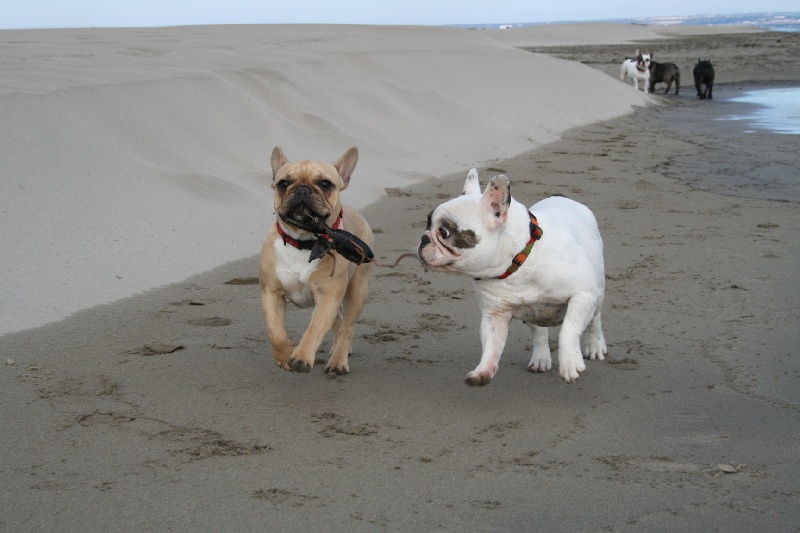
438, 227, 450, 239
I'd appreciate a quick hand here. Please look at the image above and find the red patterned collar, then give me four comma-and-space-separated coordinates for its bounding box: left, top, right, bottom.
276, 210, 342, 250
495, 211, 543, 280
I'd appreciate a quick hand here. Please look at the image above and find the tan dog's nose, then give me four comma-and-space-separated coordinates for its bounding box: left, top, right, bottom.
295, 185, 312, 197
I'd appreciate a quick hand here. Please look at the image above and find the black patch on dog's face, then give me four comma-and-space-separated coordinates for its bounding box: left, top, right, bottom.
440, 216, 480, 249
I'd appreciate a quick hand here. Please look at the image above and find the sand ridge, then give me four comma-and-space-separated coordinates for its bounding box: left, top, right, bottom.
0, 23, 650, 334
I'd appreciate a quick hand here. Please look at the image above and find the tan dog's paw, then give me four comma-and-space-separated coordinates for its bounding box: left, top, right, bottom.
288, 349, 315, 373
272, 340, 294, 371
325, 355, 350, 375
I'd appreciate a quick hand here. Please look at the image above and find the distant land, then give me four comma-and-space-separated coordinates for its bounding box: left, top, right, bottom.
452, 12, 800, 31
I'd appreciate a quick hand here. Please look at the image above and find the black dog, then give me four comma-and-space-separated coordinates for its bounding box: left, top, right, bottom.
648, 61, 680, 95
693, 59, 715, 100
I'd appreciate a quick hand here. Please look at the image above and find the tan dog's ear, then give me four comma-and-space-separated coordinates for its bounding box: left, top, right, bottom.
333, 147, 359, 190
271, 146, 289, 178
480, 175, 511, 228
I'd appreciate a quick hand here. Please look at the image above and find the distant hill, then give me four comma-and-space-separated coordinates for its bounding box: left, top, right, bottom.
612, 12, 800, 28
453, 12, 800, 30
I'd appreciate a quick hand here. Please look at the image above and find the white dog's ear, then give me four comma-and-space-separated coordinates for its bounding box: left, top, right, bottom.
462, 168, 481, 195
271, 146, 289, 178
333, 146, 359, 189
480, 175, 511, 228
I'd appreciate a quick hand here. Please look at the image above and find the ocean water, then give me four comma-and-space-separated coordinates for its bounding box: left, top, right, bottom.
644, 86, 800, 203
723, 87, 800, 135
764, 24, 800, 32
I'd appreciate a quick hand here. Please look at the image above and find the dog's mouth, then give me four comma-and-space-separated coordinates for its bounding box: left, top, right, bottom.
418, 233, 459, 270
280, 203, 328, 234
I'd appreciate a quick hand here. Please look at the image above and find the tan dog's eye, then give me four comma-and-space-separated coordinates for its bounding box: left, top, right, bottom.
319, 179, 333, 192
439, 227, 451, 239
276, 179, 289, 191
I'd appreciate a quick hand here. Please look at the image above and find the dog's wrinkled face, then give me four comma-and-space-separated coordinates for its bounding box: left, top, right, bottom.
271, 146, 358, 231
418, 169, 511, 275
636, 50, 652, 71
418, 201, 482, 272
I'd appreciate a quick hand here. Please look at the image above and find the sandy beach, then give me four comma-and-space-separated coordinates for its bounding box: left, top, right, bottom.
2, 24, 799, 531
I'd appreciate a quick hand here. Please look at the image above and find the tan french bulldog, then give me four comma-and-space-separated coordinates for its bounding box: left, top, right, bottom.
259, 146, 373, 375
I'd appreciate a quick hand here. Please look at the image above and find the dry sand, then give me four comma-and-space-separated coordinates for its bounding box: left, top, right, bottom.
2, 25, 799, 531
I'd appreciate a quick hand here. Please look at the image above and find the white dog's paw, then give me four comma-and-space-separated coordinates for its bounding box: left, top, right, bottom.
558, 354, 586, 384
527, 349, 552, 373
465, 364, 497, 386
582, 334, 607, 360
465, 370, 492, 386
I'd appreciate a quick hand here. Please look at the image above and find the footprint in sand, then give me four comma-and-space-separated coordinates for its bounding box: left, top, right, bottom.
188, 317, 232, 327
132, 343, 185, 356
224, 277, 259, 285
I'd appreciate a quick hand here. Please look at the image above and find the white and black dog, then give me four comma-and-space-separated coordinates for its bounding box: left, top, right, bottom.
620, 50, 652, 92
418, 170, 607, 385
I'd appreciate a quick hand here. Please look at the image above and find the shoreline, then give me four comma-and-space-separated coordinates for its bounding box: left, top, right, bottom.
626, 81, 800, 204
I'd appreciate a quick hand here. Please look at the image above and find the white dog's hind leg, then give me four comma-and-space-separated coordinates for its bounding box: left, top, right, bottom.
527, 324, 552, 372
581, 310, 607, 360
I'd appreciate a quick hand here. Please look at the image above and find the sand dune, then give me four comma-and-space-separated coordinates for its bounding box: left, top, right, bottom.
0, 24, 649, 334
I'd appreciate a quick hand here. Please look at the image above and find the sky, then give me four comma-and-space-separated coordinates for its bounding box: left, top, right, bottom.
1, 0, 798, 29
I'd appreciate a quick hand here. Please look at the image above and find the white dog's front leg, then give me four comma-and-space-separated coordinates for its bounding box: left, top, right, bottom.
527, 324, 551, 373
465, 311, 511, 386
558, 295, 596, 383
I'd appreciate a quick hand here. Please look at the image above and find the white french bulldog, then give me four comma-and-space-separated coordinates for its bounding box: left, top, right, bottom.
418, 169, 607, 385
620, 49, 652, 92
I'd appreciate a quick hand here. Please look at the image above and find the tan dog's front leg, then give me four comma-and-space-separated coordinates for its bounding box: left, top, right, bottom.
261, 288, 293, 371
326, 263, 372, 374
289, 289, 344, 372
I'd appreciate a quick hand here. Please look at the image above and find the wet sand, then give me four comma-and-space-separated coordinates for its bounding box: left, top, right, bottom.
2, 28, 799, 531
